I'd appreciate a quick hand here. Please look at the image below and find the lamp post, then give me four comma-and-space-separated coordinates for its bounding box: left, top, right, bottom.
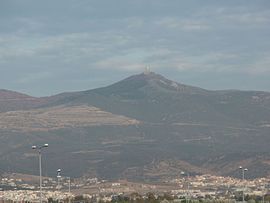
263, 190, 265, 203
32, 144, 49, 203
262, 182, 267, 203
67, 176, 71, 193
57, 169, 61, 190
239, 166, 248, 203
58, 169, 71, 203
181, 171, 190, 203
67, 177, 71, 203
56, 169, 71, 192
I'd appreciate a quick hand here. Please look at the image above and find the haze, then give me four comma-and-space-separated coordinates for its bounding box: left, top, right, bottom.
0, 0, 270, 96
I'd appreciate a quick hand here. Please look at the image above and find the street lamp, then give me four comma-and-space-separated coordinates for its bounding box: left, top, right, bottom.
32, 144, 49, 203
67, 176, 71, 193
263, 186, 265, 203
57, 169, 61, 190
181, 171, 190, 203
56, 169, 71, 192
67, 177, 71, 203
57, 169, 71, 203
239, 166, 248, 203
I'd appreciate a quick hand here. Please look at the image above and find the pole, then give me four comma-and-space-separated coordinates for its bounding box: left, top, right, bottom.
39, 150, 42, 203
242, 169, 244, 203
187, 173, 190, 203
240, 168, 247, 203
68, 177, 71, 203
57, 169, 62, 191
263, 182, 266, 203
32, 144, 48, 203
68, 177, 71, 193
181, 171, 189, 203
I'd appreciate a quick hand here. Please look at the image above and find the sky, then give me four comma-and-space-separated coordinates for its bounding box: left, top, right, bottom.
0, 0, 270, 96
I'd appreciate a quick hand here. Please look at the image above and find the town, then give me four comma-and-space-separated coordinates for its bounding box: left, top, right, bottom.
1, 173, 270, 203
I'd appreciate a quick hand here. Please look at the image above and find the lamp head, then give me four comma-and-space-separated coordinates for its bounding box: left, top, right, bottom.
57, 169, 61, 172
32, 145, 37, 149
181, 171, 185, 175
44, 144, 49, 147
244, 168, 248, 171
239, 166, 243, 169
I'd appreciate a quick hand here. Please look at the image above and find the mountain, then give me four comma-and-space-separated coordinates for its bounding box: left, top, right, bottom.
44, 72, 270, 127
1, 72, 270, 181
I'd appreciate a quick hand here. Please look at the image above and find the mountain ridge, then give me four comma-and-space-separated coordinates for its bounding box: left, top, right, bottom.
0, 89, 35, 100
2, 72, 270, 99
42, 72, 270, 126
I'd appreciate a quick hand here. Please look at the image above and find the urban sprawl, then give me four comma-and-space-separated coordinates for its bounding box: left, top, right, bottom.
1, 173, 270, 203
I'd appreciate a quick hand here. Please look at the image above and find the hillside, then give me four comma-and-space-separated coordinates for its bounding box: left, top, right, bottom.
0, 89, 46, 112
0, 105, 139, 132
1, 72, 270, 180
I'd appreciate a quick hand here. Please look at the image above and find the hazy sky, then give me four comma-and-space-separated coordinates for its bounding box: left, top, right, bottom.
1, 0, 270, 96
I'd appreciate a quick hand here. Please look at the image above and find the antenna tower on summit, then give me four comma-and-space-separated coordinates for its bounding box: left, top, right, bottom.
144, 65, 151, 74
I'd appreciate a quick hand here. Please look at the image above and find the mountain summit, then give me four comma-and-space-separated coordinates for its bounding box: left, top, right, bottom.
93, 72, 208, 96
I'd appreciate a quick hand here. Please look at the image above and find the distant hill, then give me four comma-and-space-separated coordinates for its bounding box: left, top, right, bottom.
1, 72, 270, 181
0, 89, 46, 112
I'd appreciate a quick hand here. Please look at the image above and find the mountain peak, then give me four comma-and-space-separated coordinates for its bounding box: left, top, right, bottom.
91, 72, 208, 96
128, 71, 171, 81
142, 71, 161, 77
136, 71, 164, 80
123, 71, 206, 94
